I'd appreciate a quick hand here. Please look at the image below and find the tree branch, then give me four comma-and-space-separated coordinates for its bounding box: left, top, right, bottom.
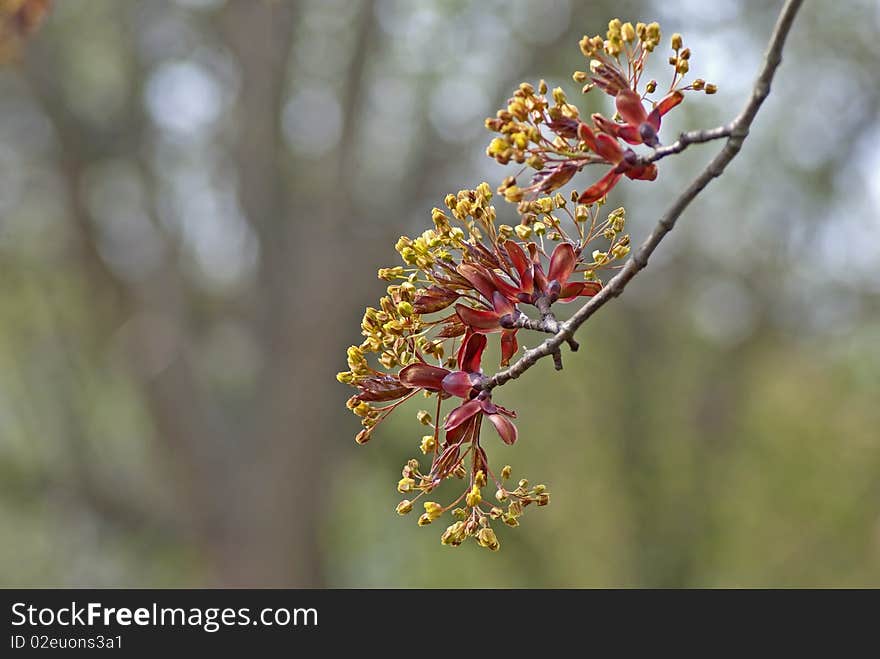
484, 0, 804, 391
640, 124, 733, 165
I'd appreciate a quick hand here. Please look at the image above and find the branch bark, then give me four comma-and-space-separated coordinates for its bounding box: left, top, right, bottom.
484, 0, 805, 391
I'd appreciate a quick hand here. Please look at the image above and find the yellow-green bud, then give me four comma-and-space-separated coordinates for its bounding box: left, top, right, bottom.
477, 527, 500, 551
420, 435, 436, 454
396, 500, 413, 515
441, 521, 466, 546
503, 185, 523, 203
579, 35, 592, 57
514, 224, 532, 240
465, 484, 482, 507
612, 244, 630, 259
423, 501, 443, 521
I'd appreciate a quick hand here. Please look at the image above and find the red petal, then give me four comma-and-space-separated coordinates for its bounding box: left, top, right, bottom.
433, 443, 461, 476
412, 286, 459, 314
577, 169, 623, 204
487, 270, 523, 301
548, 243, 577, 284
437, 319, 467, 338
354, 375, 413, 402
534, 162, 577, 194
458, 332, 487, 373
399, 363, 450, 391
441, 371, 476, 398
526, 243, 549, 295
444, 420, 472, 446
577, 121, 598, 150
500, 329, 518, 366
457, 263, 497, 303
487, 413, 518, 445
615, 89, 647, 127
491, 290, 515, 317
558, 280, 603, 302
592, 113, 621, 138
655, 90, 684, 117
624, 163, 658, 181
504, 240, 529, 277
594, 133, 624, 163
618, 124, 643, 145
504, 240, 533, 294
547, 116, 580, 139
455, 304, 501, 331
444, 400, 482, 431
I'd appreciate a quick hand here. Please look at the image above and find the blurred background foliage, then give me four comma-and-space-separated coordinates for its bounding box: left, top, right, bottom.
0, 0, 878, 587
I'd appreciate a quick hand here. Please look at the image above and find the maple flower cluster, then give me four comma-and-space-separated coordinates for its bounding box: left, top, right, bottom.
339, 20, 715, 550
339, 184, 631, 549
487, 19, 714, 205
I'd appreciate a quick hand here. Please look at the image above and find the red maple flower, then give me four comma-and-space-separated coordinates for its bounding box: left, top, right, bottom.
609, 89, 683, 147
449, 242, 601, 364
398, 333, 518, 445
575, 125, 649, 204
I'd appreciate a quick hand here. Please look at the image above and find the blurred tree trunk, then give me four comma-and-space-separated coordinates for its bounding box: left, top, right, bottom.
214, 0, 378, 586
23, 0, 383, 587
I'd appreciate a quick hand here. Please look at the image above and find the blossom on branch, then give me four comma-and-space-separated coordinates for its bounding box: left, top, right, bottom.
339, 18, 721, 550
487, 20, 716, 205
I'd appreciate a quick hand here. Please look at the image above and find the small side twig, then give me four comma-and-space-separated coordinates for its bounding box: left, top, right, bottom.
502, 301, 579, 372
640, 124, 733, 166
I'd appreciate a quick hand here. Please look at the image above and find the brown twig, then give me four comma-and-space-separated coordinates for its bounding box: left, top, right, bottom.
484, 0, 805, 391
640, 124, 733, 165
